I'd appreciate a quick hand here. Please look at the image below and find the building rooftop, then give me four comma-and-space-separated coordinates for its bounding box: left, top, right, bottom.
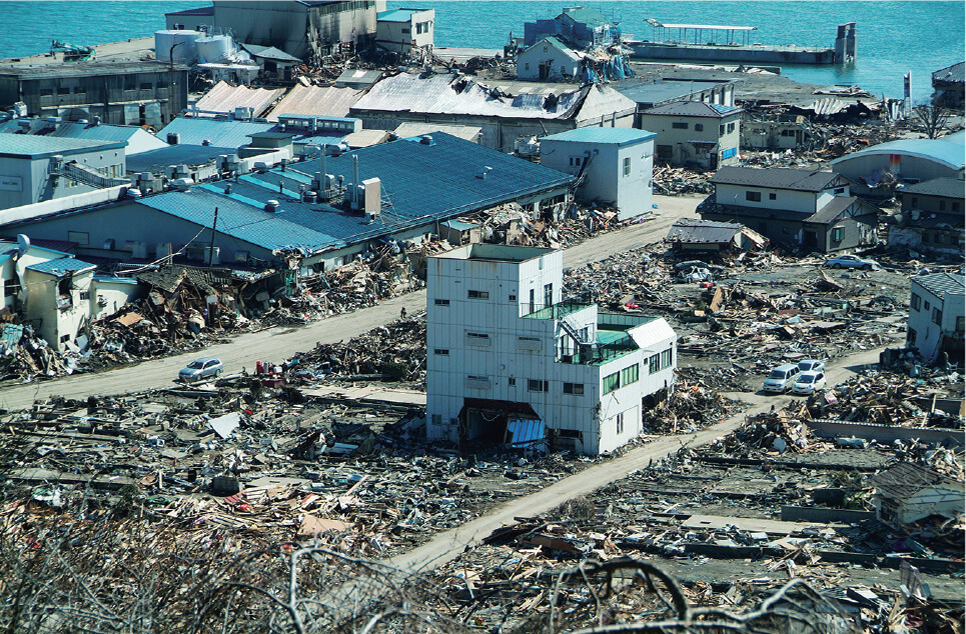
266, 84, 365, 121
158, 117, 276, 148
0, 60, 185, 79
912, 272, 965, 299
50, 122, 168, 154
239, 44, 302, 63
710, 166, 846, 192
435, 244, 555, 263
641, 100, 742, 118
932, 61, 965, 85
618, 79, 718, 106
873, 462, 963, 500
666, 218, 746, 243
165, 6, 214, 16
194, 81, 286, 119
901, 177, 966, 199
25, 256, 96, 275
830, 136, 966, 171
524, 36, 581, 61
0, 134, 124, 159
377, 8, 432, 22
126, 144, 238, 173
556, 6, 613, 28
541, 126, 656, 145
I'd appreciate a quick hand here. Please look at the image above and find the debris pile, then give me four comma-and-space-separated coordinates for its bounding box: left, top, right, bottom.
642, 369, 745, 434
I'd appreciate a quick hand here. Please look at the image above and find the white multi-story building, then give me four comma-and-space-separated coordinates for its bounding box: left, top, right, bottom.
426, 244, 676, 456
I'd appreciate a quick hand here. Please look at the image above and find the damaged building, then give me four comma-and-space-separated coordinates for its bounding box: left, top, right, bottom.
906, 272, 965, 364
3, 133, 574, 275
697, 166, 879, 253
888, 177, 965, 256
872, 462, 965, 527
426, 244, 676, 456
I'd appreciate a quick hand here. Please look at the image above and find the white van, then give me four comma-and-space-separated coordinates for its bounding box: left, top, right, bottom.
763, 364, 800, 393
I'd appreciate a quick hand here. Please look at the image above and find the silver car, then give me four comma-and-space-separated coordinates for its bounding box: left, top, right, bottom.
825, 254, 879, 270
792, 371, 827, 395
179, 357, 224, 382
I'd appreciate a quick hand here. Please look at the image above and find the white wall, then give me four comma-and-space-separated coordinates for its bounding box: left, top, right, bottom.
516, 41, 580, 81
908, 278, 966, 361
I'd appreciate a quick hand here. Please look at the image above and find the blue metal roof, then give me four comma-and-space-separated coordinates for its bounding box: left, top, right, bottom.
831, 137, 966, 170
126, 145, 237, 173
377, 8, 427, 22
541, 127, 656, 145
157, 118, 276, 148
26, 256, 95, 275
137, 132, 574, 253
0, 134, 123, 158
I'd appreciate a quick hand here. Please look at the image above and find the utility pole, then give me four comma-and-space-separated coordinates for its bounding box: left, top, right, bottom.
208, 206, 219, 269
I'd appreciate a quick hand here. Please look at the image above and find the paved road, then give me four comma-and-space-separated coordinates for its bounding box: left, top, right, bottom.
386, 343, 890, 574
0, 196, 703, 411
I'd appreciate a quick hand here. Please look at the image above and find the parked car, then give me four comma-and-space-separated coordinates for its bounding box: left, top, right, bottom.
797, 359, 826, 373
179, 357, 223, 382
763, 364, 801, 393
824, 254, 880, 270
791, 371, 827, 395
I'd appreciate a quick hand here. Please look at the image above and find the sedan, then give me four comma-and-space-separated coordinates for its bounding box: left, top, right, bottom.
791, 371, 826, 395
798, 359, 826, 373
824, 254, 880, 270
179, 357, 223, 382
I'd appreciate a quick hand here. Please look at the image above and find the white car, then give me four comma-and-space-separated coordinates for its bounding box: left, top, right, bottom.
791, 371, 826, 395
825, 254, 880, 270
798, 359, 825, 373
763, 364, 801, 393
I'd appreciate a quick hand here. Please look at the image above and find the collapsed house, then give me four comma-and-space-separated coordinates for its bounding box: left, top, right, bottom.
888, 177, 965, 256
665, 218, 768, 255
872, 462, 965, 527
426, 244, 677, 456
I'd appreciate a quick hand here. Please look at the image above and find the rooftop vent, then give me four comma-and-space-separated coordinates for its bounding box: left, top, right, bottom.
419, 134, 433, 145
167, 133, 180, 145
265, 199, 280, 213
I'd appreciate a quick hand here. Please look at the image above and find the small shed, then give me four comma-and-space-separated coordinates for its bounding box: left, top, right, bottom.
439, 219, 481, 245
665, 218, 767, 254
872, 462, 965, 526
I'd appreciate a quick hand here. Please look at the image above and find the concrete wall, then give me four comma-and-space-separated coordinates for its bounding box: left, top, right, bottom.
91, 277, 142, 320
22, 266, 93, 351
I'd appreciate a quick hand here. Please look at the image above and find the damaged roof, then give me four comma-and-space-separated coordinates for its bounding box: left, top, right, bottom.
194, 81, 287, 118
666, 218, 748, 243
912, 272, 965, 299
872, 462, 964, 500
932, 61, 965, 84
710, 166, 846, 192
351, 72, 598, 120
266, 84, 365, 121
25, 256, 95, 276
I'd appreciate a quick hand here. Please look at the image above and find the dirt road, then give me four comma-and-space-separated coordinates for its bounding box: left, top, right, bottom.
385, 343, 892, 574
0, 196, 703, 411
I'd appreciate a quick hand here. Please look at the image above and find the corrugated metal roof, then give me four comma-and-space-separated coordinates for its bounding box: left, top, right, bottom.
195, 81, 287, 118
830, 137, 966, 170
711, 166, 844, 192
642, 100, 742, 117
913, 272, 965, 299
342, 129, 389, 147
137, 132, 574, 253
542, 127, 655, 145
126, 145, 238, 173
265, 84, 365, 121
394, 122, 482, 142
666, 218, 744, 243
157, 118, 275, 148
0, 134, 123, 158
377, 8, 427, 22
351, 72, 590, 120
901, 177, 965, 199
50, 122, 168, 155
25, 256, 95, 275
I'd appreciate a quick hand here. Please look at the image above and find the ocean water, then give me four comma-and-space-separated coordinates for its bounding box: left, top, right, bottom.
1, 1, 962, 102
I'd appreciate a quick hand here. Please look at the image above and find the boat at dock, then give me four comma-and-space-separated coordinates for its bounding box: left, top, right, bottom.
626, 20, 856, 66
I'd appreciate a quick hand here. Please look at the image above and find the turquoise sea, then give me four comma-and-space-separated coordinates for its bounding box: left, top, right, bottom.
1, 1, 962, 102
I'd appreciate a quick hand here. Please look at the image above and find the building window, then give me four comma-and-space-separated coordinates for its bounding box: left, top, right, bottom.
648, 354, 660, 374
4, 277, 20, 299
622, 156, 631, 176
769, 193, 777, 200
953, 202, 960, 212
569, 156, 583, 167
466, 332, 490, 342
467, 289, 489, 299
831, 226, 844, 241
508, 377, 516, 386
57, 87, 70, 96
434, 348, 449, 355
544, 283, 552, 308
924, 300, 931, 311
907, 328, 917, 345
834, 187, 845, 194
672, 122, 688, 129
431, 414, 442, 426
603, 371, 620, 394
40, 88, 53, 97
525, 63, 530, 71
401, 27, 411, 34
621, 363, 639, 386
616, 412, 625, 435
509, 294, 516, 301
910, 197, 918, 207
661, 348, 673, 369
694, 123, 704, 132
939, 200, 946, 211
727, 122, 736, 133
60, 334, 70, 343
745, 191, 761, 202
932, 308, 943, 325
79, 291, 90, 301
719, 125, 725, 135
563, 382, 584, 395
528, 379, 548, 392
140, 81, 153, 90
911, 293, 921, 311
124, 76, 136, 91
434, 298, 450, 306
